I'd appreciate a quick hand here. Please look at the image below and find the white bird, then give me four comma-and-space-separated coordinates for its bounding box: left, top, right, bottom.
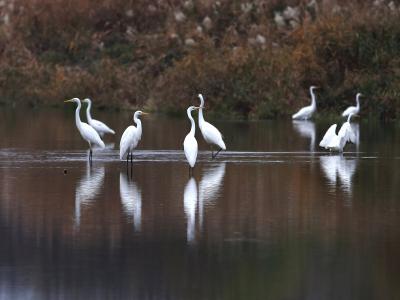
184, 106, 200, 171
198, 94, 226, 159
119, 111, 148, 163
82, 98, 115, 136
292, 86, 319, 120
319, 113, 356, 152
65, 98, 105, 161
342, 93, 361, 118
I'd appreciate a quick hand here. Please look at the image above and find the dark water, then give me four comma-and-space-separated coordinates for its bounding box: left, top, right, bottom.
0, 108, 399, 299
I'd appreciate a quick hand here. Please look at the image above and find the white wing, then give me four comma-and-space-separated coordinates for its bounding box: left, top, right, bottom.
200, 121, 226, 150
338, 122, 356, 144
183, 135, 198, 168
319, 124, 337, 149
80, 122, 105, 148
342, 106, 357, 117
119, 126, 139, 160
90, 119, 115, 135
292, 105, 314, 120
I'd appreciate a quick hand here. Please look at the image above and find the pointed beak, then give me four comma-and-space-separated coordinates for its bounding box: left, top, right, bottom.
141, 112, 149, 115
64, 99, 73, 103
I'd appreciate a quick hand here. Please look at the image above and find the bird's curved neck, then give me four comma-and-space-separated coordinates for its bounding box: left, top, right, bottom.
198, 107, 205, 125
310, 89, 316, 108
347, 114, 353, 123
356, 95, 360, 108
86, 101, 93, 122
187, 110, 195, 136
75, 101, 83, 131
134, 115, 142, 135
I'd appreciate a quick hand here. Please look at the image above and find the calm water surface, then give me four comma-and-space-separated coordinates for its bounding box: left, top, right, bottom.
0, 108, 399, 299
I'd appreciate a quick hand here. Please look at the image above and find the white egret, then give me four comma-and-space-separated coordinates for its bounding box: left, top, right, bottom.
319, 113, 356, 152
184, 106, 200, 172
119, 111, 148, 163
342, 93, 361, 118
65, 98, 105, 161
292, 86, 319, 120
82, 98, 115, 136
198, 94, 226, 159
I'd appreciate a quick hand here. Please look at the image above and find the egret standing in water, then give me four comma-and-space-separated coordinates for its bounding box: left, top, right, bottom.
184, 106, 200, 173
342, 93, 361, 118
319, 113, 356, 152
198, 94, 226, 159
292, 86, 319, 120
65, 98, 105, 162
82, 98, 115, 136
120, 111, 148, 164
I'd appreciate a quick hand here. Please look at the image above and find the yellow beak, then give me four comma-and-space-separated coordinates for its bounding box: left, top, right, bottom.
142, 112, 149, 115
64, 99, 74, 103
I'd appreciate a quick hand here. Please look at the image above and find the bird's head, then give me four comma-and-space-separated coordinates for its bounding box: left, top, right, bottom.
356, 93, 362, 98
64, 98, 80, 104
198, 94, 205, 107
82, 98, 92, 104
188, 106, 200, 112
310, 86, 319, 91
134, 110, 149, 119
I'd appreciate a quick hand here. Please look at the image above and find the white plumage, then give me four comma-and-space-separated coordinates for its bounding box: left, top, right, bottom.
183, 106, 200, 168
65, 98, 105, 160
342, 93, 361, 118
120, 111, 146, 161
292, 86, 318, 120
198, 94, 226, 158
83, 98, 115, 136
319, 114, 356, 152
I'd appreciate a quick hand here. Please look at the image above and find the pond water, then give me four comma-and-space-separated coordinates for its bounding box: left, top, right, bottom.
0, 108, 399, 299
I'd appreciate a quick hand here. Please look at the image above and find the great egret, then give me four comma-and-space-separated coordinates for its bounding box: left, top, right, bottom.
342, 93, 361, 117
184, 106, 200, 172
82, 98, 115, 136
292, 86, 319, 120
319, 113, 356, 152
65, 98, 105, 161
119, 111, 148, 163
198, 94, 226, 159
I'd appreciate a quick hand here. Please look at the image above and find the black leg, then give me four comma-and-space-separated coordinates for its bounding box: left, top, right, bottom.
130, 152, 133, 164
126, 153, 129, 165
213, 148, 222, 159
89, 149, 93, 164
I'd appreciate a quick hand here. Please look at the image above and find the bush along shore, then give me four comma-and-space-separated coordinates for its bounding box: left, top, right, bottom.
0, 0, 399, 120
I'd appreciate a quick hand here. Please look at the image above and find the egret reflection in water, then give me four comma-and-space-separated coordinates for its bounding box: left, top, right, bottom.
183, 177, 198, 244
292, 120, 316, 151
320, 155, 358, 198
119, 172, 142, 231
74, 160, 105, 228
198, 163, 226, 228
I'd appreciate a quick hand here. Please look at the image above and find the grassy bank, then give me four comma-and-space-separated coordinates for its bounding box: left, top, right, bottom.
0, 0, 399, 119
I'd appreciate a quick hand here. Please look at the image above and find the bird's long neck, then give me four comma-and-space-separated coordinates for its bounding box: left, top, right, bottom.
75, 101, 83, 131
356, 95, 360, 109
347, 114, 353, 123
310, 89, 316, 108
134, 115, 142, 137
187, 110, 195, 136
86, 101, 93, 122
198, 96, 205, 126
